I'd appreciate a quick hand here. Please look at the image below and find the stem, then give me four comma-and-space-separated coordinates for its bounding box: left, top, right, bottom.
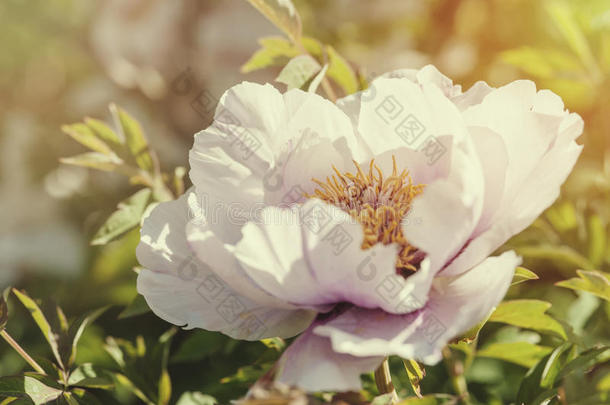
1, 330, 46, 375
374, 358, 399, 403
442, 347, 470, 404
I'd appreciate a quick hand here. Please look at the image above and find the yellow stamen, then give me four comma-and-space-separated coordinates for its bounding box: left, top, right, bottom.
305, 157, 425, 274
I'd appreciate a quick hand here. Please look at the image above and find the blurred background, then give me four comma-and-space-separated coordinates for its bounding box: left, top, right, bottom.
1, 0, 609, 403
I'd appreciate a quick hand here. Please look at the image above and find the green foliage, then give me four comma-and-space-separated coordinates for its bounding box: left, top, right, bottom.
91, 188, 152, 246
556, 270, 610, 301
489, 299, 567, 340
276, 54, 321, 89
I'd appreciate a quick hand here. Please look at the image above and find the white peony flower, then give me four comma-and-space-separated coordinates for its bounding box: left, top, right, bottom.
136, 65, 583, 392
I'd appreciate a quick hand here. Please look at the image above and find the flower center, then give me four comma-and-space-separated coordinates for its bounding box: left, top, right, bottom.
306, 157, 425, 275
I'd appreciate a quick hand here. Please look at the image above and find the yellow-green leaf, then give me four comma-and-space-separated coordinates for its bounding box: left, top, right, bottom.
489, 299, 567, 340
556, 270, 610, 301
110, 104, 153, 172
61, 123, 113, 155
512, 267, 539, 285
326, 45, 358, 95
477, 342, 553, 368
241, 36, 299, 73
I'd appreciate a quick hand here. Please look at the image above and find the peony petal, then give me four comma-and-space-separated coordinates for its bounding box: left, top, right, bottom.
136, 190, 315, 339
314, 251, 520, 363
276, 324, 384, 392
443, 90, 584, 275
233, 199, 427, 313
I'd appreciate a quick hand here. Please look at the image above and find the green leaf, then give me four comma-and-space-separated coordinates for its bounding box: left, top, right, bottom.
91, 188, 152, 246
113, 373, 155, 405
512, 267, 539, 285
176, 392, 217, 405
157, 370, 171, 405
402, 359, 425, 397
11, 290, 64, 369
60, 152, 123, 172
245, 0, 302, 43
326, 45, 359, 95
61, 123, 113, 155
0, 396, 34, 405
0, 375, 63, 405
276, 54, 321, 89
67, 364, 114, 390
396, 394, 456, 405
556, 270, 610, 301
477, 342, 553, 368
62, 306, 108, 368
84, 117, 122, 148
489, 299, 567, 339
241, 37, 299, 73
0, 288, 10, 332
516, 343, 575, 404
110, 104, 153, 172
118, 295, 151, 319
557, 346, 610, 380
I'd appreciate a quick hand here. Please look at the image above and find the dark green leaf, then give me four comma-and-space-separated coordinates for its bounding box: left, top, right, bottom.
516, 343, 574, 404
63, 306, 108, 368
118, 295, 151, 320
67, 364, 114, 390
557, 346, 610, 380
91, 188, 152, 246
0, 375, 62, 405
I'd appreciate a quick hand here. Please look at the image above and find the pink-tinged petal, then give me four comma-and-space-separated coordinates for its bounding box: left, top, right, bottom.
402, 140, 485, 274
443, 100, 583, 276
468, 126, 509, 236
350, 73, 471, 159
315, 251, 520, 363
451, 81, 493, 111
233, 199, 427, 313
262, 89, 367, 206
136, 190, 316, 340
276, 325, 384, 392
